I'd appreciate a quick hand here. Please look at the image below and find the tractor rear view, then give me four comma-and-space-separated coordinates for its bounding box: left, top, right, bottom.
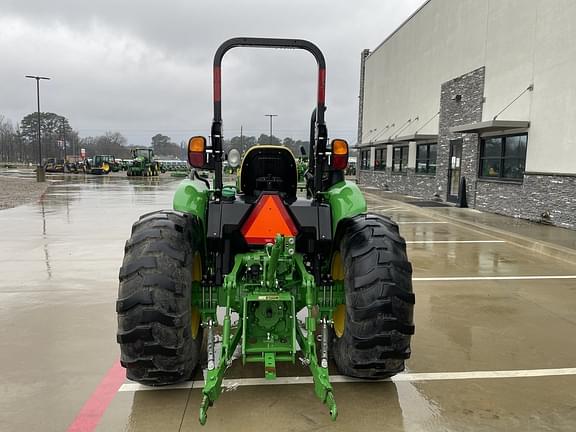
127, 148, 160, 176
89, 155, 119, 175
117, 37, 414, 425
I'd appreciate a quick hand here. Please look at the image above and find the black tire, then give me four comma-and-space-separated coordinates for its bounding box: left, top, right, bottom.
332, 213, 415, 379
117, 210, 203, 385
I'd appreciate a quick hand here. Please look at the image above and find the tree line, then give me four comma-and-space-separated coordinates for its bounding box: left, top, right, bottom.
224, 134, 309, 157
0, 112, 310, 164
0, 113, 186, 162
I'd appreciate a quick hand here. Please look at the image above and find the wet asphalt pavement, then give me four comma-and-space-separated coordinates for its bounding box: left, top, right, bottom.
1, 174, 576, 431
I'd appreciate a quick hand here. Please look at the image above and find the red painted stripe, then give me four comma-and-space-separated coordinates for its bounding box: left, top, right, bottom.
67, 361, 125, 432
317, 68, 326, 104
213, 66, 221, 102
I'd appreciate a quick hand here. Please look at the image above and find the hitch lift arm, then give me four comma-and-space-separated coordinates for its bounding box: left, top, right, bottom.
198, 235, 338, 424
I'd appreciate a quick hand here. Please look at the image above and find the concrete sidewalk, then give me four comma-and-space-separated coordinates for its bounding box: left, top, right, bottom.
362, 188, 576, 264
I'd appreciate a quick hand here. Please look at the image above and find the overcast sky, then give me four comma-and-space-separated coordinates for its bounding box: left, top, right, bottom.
1, 0, 425, 146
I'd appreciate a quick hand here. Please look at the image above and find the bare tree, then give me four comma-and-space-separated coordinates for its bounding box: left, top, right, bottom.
0, 115, 16, 162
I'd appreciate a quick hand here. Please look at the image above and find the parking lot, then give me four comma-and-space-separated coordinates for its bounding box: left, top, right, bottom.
1, 174, 576, 431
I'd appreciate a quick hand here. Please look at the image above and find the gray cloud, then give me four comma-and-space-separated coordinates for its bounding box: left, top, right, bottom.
1, 0, 425, 146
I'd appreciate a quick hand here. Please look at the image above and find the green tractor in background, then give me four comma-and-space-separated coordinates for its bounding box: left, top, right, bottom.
127, 148, 161, 176
88, 155, 120, 175
117, 38, 414, 425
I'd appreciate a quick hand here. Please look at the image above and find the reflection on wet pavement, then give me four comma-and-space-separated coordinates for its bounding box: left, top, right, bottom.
1, 175, 576, 431
0, 174, 182, 432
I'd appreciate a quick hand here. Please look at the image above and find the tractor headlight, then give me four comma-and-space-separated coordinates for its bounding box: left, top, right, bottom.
228, 148, 241, 168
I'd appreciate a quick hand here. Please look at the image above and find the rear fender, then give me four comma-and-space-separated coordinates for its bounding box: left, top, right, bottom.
325, 180, 367, 236
173, 178, 209, 230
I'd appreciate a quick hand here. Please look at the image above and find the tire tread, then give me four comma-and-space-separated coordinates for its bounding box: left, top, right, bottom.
333, 213, 415, 379
117, 210, 202, 385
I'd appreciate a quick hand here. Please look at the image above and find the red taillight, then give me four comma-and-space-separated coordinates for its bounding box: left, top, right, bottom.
332, 154, 348, 170
241, 194, 298, 245
189, 152, 205, 167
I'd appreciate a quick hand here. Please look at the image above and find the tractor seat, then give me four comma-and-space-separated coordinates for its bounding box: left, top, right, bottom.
240, 146, 297, 199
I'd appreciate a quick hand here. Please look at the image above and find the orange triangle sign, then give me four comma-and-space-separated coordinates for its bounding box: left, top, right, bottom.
241, 194, 298, 245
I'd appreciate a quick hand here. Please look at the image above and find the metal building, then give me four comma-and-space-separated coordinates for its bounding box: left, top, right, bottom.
357, 0, 576, 229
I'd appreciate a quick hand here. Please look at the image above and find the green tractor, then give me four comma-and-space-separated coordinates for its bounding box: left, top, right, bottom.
117, 38, 414, 425
126, 148, 161, 177
88, 155, 119, 175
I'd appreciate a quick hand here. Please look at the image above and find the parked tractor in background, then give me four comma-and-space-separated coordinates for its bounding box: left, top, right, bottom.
117, 38, 415, 425
87, 155, 120, 175
116, 159, 128, 171
44, 158, 65, 173
43, 156, 85, 174
63, 155, 84, 174
126, 148, 161, 177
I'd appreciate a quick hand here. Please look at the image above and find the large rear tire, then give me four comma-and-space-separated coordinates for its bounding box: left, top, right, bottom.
117, 210, 203, 385
332, 214, 415, 379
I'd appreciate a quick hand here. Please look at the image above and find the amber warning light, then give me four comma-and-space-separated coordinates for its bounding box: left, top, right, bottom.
241, 194, 298, 245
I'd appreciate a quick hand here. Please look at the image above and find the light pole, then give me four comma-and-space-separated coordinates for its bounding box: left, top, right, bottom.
264, 114, 278, 143
61, 117, 67, 161
25, 75, 50, 182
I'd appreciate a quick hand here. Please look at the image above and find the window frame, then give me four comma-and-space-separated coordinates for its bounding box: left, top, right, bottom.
392, 145, 409, 173
374, 146, 387, 171
415, 142, 437, 175
360, 149, 371, 170
478, 133, 527, 182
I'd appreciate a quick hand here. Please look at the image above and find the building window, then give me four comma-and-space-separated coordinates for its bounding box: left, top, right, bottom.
416, 143, 437, 174
374, 147, 387, 171
392, 145, 408, 173
479, 134, 527, 180
360, 149, 370, 170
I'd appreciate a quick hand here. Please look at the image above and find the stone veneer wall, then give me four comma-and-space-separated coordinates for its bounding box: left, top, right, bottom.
476, 174, 576, 229
359, 169, 438, 199
437, 67, 485, 206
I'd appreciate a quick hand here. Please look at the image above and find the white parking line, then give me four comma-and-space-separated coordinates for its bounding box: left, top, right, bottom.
397, 221, 448, 224
118, 367, 576, 392
414, 275, 576, 281
406, 240, 506, 244
370, 206, 403, 211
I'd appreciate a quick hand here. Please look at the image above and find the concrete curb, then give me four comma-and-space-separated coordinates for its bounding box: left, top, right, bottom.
364, 192, 576, 266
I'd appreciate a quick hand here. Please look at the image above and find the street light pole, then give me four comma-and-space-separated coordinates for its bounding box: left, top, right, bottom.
264, 114, 278, 144
61, 117, 67, 161
25, 75, 50, 182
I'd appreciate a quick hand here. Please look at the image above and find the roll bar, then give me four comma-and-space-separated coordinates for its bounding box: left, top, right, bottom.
210, 37, 328, 195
